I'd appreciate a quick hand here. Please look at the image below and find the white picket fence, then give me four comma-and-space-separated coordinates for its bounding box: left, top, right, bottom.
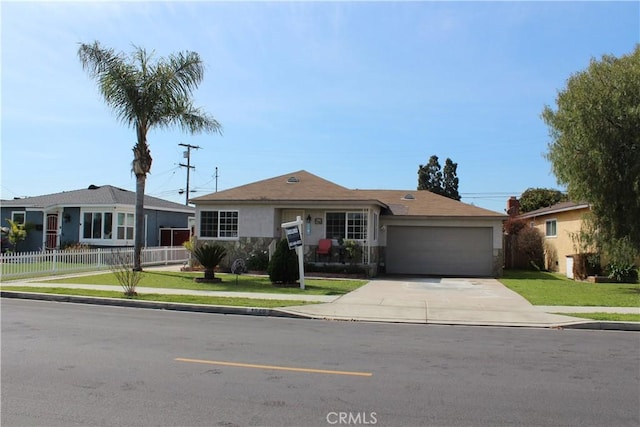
0, 246, 189, 280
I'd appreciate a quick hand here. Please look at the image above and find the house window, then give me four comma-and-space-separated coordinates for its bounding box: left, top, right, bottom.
545, 219, 557, 237
82, 211, 116, 240
116, 213, 134, 240
200, 210, 238, 239
11, 211, 25, 224
326, 212, 368, 240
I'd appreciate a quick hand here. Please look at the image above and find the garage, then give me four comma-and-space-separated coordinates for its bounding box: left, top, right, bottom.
385, 226, 494, 276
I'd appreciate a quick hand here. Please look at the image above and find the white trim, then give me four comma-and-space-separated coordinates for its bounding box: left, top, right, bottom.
11, 211, 26, 224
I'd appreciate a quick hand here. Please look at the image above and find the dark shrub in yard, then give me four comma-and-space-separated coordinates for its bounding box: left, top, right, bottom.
246, 249, 269, 271
268, 239, 299, 285
517, 227, 545, 270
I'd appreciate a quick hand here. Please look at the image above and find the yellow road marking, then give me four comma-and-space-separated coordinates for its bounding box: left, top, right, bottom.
175, 357, 372, 377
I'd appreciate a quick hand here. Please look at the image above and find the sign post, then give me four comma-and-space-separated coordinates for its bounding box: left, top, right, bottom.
281, 216, 305, 290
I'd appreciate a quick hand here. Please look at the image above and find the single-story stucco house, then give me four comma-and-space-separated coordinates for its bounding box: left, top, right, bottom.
1, 185, 194, 252
190, 170, 506, 277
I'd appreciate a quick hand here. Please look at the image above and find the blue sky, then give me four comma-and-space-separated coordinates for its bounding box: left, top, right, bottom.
1, 1, 638, 213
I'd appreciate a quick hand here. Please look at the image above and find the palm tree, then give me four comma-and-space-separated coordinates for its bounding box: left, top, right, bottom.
78, 41, 221, 270
191, 243, 228, 282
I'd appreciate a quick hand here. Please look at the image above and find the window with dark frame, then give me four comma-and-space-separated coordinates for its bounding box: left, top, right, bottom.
325, 212, 367, 240
200, 210, 238, 238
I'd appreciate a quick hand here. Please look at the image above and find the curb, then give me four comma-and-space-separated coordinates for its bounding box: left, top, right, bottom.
2, 291, 638, 331
0, 291, 309, 320
560, 321, 640, 331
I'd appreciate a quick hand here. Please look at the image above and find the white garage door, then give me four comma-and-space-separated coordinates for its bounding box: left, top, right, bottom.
386, 226, 493, 276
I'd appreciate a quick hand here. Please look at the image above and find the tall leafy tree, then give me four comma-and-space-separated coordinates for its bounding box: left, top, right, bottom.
519, 188, 568, 213
418, 155, 460, 200
542, 45, 640, 252
417, 155, 442, 193
442, 158, 461, 201
78, 41, 221, 270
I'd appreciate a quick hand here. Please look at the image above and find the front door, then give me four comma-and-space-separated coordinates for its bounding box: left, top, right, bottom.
46, 213, 59, 250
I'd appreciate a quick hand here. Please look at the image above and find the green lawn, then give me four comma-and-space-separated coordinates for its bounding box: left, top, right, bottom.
41, 271, 367, 296
0, 286, 316, 308
500, 270, 640, 307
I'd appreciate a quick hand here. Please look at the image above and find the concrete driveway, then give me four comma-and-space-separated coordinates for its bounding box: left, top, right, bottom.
280, 277, 585, 327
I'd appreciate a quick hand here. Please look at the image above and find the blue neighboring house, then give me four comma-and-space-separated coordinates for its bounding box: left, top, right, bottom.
1, 185, 194, 252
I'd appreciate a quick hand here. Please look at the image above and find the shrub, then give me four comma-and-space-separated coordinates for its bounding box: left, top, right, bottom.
267, 239, 299, 285
109, 249, 141, 297
607, 263, 638, 283
191, 243, 227, 280
246, 249, 269, 271
605, 237, 639, 283
61, 242, 91, 251
517, 227, 545, 270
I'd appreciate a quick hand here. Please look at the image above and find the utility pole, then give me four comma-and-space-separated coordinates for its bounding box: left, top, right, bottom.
179, 143, 200, 205
215, 167, 219, 192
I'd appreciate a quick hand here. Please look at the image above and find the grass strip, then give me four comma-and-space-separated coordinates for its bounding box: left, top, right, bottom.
38, 271, 366, 296
555, 312, 640, 322
0, 286, 316, 308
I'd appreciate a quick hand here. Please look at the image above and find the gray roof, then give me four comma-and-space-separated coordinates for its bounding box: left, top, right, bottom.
1, 185, 193, 213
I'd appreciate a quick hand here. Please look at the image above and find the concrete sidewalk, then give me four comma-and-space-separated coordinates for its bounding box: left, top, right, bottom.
2, 272, 638, 330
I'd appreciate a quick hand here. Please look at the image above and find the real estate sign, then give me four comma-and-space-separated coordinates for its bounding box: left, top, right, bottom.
284, 225, 302, 249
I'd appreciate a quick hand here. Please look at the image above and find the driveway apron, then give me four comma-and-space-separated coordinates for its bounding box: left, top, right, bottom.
279, 277, 585, 327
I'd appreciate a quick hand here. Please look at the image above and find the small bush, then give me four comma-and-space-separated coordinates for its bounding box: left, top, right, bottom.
61, 241, 91, 251
109, 250, 141, 297
268, 239, 299, 285
246, 249, 269, 271
517, 227, 545, 270
604, 237, 639, 283
607, 263, 638, 283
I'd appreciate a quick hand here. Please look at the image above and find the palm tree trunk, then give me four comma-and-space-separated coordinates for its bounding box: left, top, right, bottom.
133, 174, 146, 271
132, 135, 152, 272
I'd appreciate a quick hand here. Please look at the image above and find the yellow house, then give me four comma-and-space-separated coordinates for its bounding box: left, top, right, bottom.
517, 202, 590, 275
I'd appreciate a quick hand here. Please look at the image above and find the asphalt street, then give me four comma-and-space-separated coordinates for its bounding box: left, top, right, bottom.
2, 299, 639, 427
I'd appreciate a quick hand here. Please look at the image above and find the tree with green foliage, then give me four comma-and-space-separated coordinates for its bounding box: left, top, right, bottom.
519, 188, 568, 213
418, 155, 442, 193
442, 158, 461, 201
542, 45, 640, 253
418, 155, 460, 200
268, 239, 299, 285
78, 41, 221, 271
